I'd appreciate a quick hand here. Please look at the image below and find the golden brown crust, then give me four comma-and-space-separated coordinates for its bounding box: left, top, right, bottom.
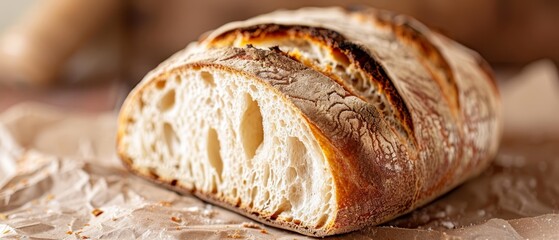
210, 24, 417, 147
118, 7, 502, 237
376, 12, 461, 117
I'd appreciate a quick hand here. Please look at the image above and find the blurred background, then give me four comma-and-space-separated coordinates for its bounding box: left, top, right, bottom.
0, 0, 558, 112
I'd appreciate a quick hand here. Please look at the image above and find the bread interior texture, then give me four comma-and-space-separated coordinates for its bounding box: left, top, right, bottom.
119, 67, 335, 230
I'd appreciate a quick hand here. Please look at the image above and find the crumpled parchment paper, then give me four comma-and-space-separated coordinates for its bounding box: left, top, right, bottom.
1, 60, 558, 239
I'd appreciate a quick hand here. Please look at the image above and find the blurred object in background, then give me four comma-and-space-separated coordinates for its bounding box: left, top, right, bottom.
0, 0, 125, 112
501, 60, 559, 139
0, 0, 558, 110
126, 0, 559, 83
0, 0, 122, 87
0, 81, 126, 113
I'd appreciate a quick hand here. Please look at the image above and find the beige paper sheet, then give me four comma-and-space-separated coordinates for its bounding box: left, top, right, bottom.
1, 60, 558, 239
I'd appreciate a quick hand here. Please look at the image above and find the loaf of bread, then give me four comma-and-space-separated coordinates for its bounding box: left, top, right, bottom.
117, 7, 501, 236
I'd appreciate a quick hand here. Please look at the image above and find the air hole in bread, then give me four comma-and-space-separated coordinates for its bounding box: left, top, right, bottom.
271, 200, 292, 220
199, 162, 206, 185
331, 49, 350, 66
200, 71, 215, 86
211, 176, 218, 193
138, 96, 145, 111
148, 168, 160, 179
186, 162, 193, 176
286, 167, 297, 181
263, 191, 270, 202
174, 75, 182, 84
237, 163, 243, 176
240, 93, 264, 160
249, 84, 257, 92
162, 122, 178, 155
207, 128, 224, 181
352, 72, 368, 92
156, 79, 166, 89
289, 185, 302, 207
288, 137, 310, 177
225, 86, 234, 97
251, 186, 259, 201
284, 216, 294, 222
159, 89, 176, 111
324, 192, 332, 205
288, 137, 307, 158
262, 163, 270, 187
379, 102, 386, 111
315, 214, 328, 228
335, 64, 345, 74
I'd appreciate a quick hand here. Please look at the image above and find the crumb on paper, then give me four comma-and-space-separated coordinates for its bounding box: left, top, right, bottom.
3, 229, 11, 234
91, 209, 104, 217
81, 236, 89, 239
159, 201, 173, 207
260, 229, 268, 234
228, 230, 243, 239
202, 206, 217, 218
66, 231, 73, 235
441, 221, 455, 229
171, 216, 182, 223
419, 214, 430, 222
0, 213, 7, 220
84, 223, 90, 227
242, 222, 262, 229
434, 211, 446, 218
46, 194, 55, 201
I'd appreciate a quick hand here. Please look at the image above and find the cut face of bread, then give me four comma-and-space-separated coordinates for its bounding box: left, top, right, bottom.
118, 58, 336, 234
